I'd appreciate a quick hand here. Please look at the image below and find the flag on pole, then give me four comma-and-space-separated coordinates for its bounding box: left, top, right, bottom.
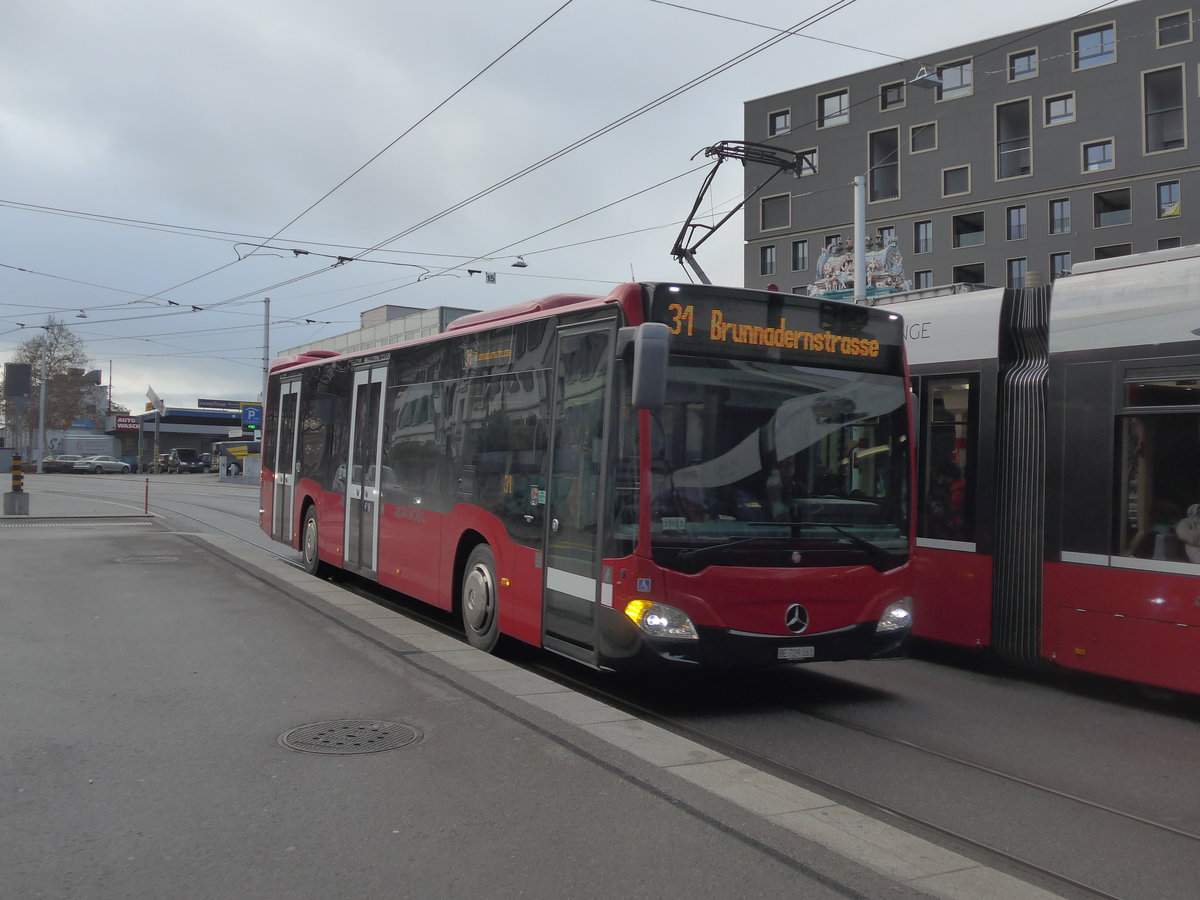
146, 385, 166, 416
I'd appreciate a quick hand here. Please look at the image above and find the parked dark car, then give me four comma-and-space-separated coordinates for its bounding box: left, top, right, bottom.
42, 454, 84, 473
167, 448, 206, 473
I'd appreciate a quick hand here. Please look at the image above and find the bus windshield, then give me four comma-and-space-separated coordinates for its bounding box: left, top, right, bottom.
648, 356, 909, 572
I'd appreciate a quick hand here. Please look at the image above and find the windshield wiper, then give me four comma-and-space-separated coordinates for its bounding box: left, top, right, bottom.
748, 521, 906, 572
675, 537, 763, 563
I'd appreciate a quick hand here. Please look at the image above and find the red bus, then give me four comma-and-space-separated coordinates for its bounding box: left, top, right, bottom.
261, 282, 915, 669
876, 244, 1200, 695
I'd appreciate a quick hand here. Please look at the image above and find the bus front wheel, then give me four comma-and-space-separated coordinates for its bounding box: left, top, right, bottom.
461, 544, 499, 652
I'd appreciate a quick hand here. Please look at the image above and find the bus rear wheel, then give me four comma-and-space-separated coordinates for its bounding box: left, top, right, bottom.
461, 544, 499, 652
301, 506, 326, 577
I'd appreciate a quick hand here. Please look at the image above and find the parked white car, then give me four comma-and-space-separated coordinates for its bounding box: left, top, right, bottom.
73, 455, 131, 474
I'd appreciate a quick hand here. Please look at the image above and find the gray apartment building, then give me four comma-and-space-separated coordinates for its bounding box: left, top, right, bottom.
742, 0, 1196, 293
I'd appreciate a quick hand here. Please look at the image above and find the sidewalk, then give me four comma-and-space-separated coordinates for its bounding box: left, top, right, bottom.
1, 486, 1063, 898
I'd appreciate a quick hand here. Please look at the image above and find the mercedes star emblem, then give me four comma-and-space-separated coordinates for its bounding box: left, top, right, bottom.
784, 603, 809, 634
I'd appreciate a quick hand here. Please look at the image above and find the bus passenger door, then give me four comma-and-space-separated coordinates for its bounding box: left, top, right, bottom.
271, 379, 301, 544
344, 365, 387, 577
542, 323, 615, 662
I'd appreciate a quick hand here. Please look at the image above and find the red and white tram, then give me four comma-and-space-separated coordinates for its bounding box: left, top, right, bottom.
877, 244, 1200, 694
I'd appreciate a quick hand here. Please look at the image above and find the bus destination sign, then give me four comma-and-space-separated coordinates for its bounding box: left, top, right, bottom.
649, 285, 899, 371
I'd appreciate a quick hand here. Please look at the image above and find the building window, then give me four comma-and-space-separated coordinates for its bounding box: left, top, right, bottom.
1049, 251, 1072, 279
791, 239, 809, 271
914, 270, 934, 289
937, 59, 973, 100
1157, 12, 1192, 47
797, 148, 818, 176
1083, 139, 1114, 171
952, 263, 986, 284
914, 220, 933, 254
1159, 236, 1183, 250
1044, 93, 1076, 125
760, 245, 776, 276
1095, 243, 1132, 260
1144, 67, 1185, 152
996, 99, 1031, 178
1050, 198, 1071, 234
1009, 49, 1038, 81
1006, 206, 1027, 240
880, 80, 905, 110
952, 212, 985, 248
943, 166, 970, 197
824, 233, 842, 252
1094, 189, 1132, 228
1007, 258, 1028, 289
760, 194, 789, 231
869, 128, 900, 201
768, 109, 790, 136
818, 89, 849, 127
1158, 180, 1181, 218
1074, 23, 1115, 69
910, 122, 937, 153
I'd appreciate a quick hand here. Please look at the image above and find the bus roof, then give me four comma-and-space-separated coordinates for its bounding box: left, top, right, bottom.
445, 292, 605, 332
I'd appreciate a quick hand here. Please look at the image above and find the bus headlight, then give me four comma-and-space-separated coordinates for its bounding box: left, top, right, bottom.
624, 599, 699, 640
875, 597, 913, 634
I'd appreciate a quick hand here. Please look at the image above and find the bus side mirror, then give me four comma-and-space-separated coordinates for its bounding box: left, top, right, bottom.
628, 322, 669, 409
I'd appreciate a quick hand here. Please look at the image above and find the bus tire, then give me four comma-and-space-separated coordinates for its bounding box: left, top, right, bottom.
301, 506, 326, 577
461, 544, 499, 652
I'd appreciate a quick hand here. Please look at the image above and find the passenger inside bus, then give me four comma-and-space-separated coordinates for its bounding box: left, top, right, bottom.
927, 461, 966, 540
1174, 504, 1200, 563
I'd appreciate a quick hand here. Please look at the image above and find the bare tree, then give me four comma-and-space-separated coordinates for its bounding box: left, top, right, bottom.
2, 317, 124, 433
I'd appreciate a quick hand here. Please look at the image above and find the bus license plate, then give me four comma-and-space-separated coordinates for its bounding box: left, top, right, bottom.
778, 646, 815, 661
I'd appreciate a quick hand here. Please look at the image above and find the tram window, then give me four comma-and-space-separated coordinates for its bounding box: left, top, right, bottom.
918, 375, 977, 541
1117, 372, 1200, 561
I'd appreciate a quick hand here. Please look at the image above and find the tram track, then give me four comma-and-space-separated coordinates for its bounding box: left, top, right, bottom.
767, 700, 1200, 846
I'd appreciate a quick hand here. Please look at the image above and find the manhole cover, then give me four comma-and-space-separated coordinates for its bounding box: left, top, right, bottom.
115, 555, 179, 563
278, 719, 422, 755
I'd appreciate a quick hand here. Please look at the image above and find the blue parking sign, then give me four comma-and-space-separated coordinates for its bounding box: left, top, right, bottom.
242, 405, 263, 429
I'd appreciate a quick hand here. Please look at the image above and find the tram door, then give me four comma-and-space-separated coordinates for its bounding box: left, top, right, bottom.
542, 323, 614, 660
344, 365, 387, 576
271, 379, 301, 544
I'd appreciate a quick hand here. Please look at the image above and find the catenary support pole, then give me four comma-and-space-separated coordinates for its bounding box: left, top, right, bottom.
854, 175, 867, 304
37, 357, 46, 473
262, 297, 270, 405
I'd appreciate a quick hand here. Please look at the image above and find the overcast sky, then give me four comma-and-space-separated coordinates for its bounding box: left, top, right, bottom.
2, 0, 1110, 415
